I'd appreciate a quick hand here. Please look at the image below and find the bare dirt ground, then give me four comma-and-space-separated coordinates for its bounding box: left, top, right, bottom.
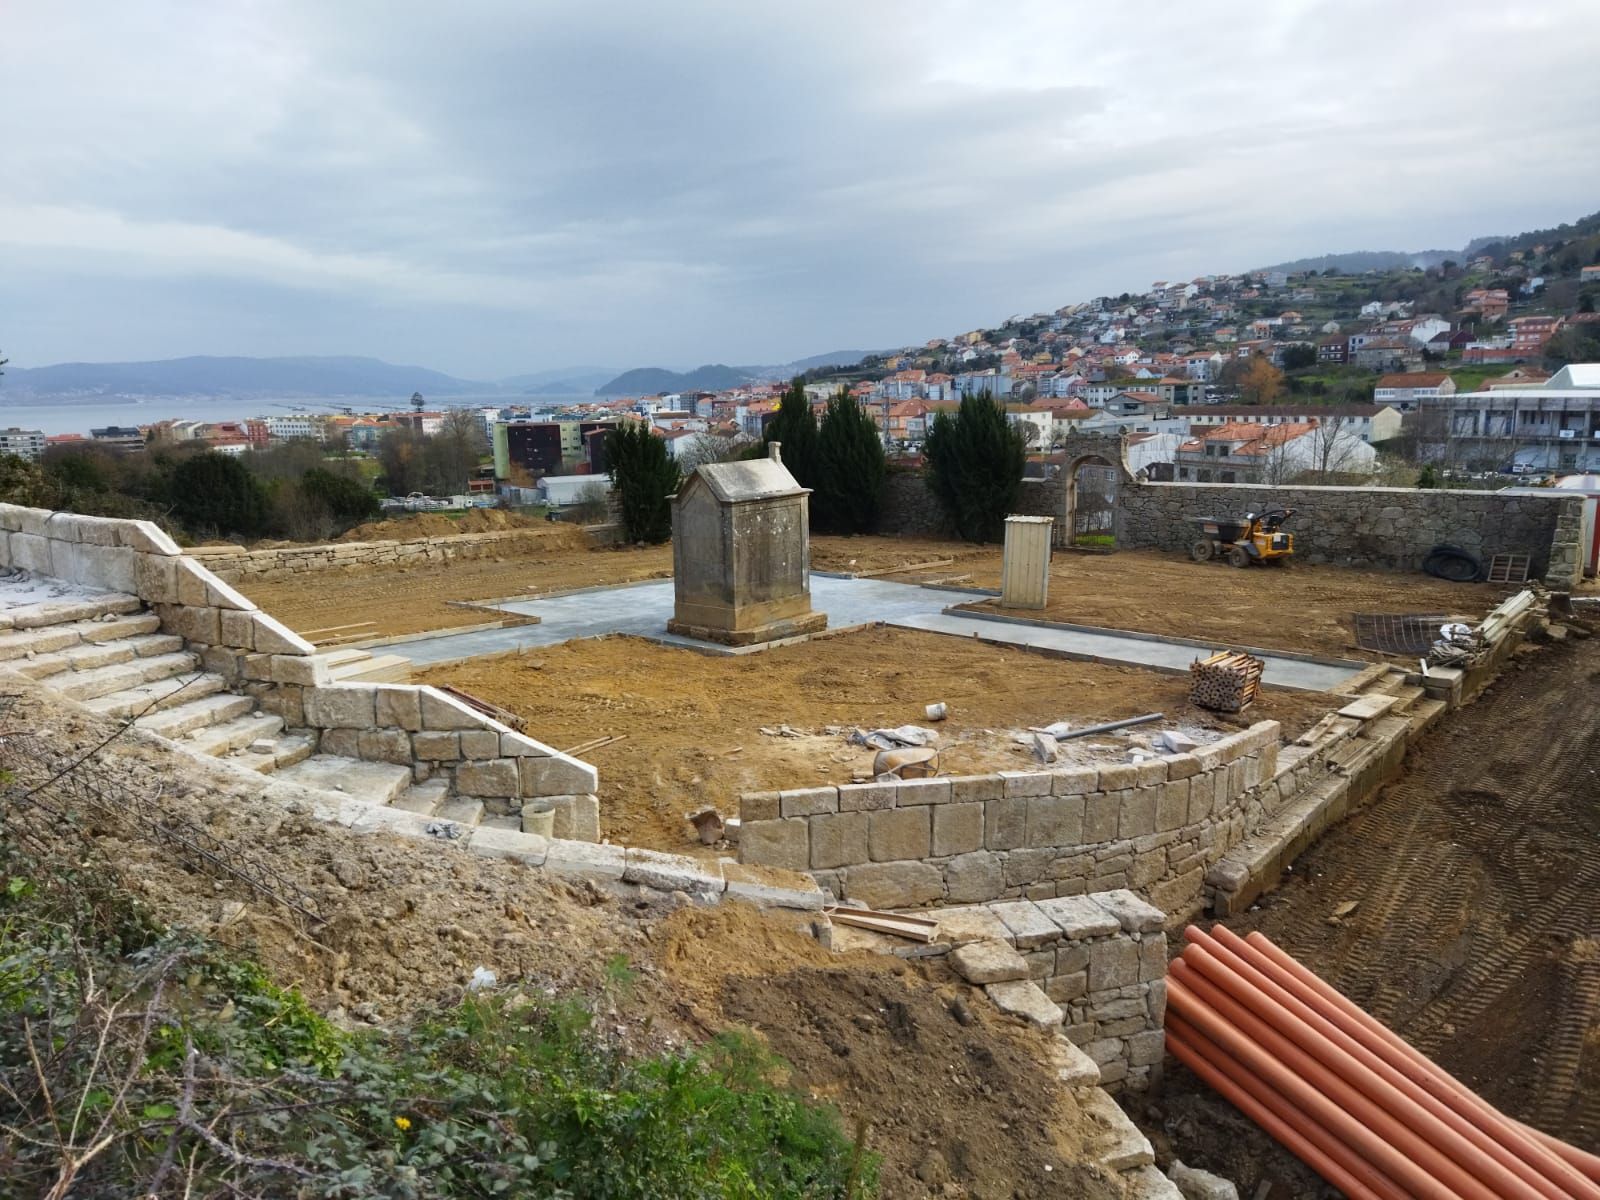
956, 548, 1507, 661
245, 527, 1505, 660
4, 675, 1120, 1199
1138, 626, 1600, 1193
420, 627, 1335, 851
242, 533, 982, 640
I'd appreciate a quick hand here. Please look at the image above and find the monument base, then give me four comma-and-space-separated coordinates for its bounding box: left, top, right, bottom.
667, 610, 828, 647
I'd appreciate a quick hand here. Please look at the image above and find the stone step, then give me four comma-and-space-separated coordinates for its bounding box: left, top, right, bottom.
1388, 685, 1426, 713
228, 732, 318, 774
319, 648, 373, 667
0, 612, 159, 662
53, 651, 200, 701
272, 755, 414, 806
1077, 1087, 1155, 1172
84, 672, 229, 719
13, 633, 185, 681
435, 796, 485, 825
329, 653, 411, 684
133, 691, 254, 737
79, 612, 164, 643
393, 779, 450, 815
184, 711, 286, 757
6, 593, 143, 631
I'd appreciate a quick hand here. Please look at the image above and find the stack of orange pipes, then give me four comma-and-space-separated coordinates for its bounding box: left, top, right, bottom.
1165, 926, 1600, 1199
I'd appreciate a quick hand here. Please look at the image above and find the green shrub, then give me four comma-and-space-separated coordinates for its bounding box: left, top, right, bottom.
607, 421, 682, 543
814, 390, 886, 534
301, 467, 381, 524
168, 451, 270, 537
924, 393, 1026, 542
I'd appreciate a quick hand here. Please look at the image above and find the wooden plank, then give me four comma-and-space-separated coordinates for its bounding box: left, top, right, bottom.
853, 558, 957, 579
826, 905, 940, 942
301, 621, 377, 637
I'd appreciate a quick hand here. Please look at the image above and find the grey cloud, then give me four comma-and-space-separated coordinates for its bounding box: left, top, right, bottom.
1, 0, 1597, 375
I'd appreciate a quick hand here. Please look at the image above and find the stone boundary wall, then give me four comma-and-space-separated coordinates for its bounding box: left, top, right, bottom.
738, 721, 1280, 917
188, 527, 570, 582
1119, 481, 1583, 586
874, 468, 1584, 586
0, 504, 601, 837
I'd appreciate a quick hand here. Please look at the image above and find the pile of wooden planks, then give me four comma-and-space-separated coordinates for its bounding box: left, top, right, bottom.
1190, 650, 1265, 713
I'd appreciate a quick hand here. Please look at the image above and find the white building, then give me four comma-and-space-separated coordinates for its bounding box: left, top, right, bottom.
538, 473, 611, 507
261, 413, 319, 441
0, 427, 46, 462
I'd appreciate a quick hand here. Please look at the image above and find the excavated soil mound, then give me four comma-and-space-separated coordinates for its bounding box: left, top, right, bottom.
337, 508, 568, 542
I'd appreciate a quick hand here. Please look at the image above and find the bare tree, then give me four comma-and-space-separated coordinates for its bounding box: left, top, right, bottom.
1259, 417, 1374, 484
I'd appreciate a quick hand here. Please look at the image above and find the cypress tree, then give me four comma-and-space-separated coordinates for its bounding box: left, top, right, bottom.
814, 388, 886, 533
761, 377, 819, 490
606, 421, 681, 543
170, 451, 269, 537
923, 392, 1026, 542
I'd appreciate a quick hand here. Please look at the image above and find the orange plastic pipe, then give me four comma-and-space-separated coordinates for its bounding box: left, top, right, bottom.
1170, 960, 1518, 1200
1236, 929, 1600, 1197
1167, 973, 1470, 1200
1166, 1015, 1401, 1200
1164, 1017, 1401, 1200
1183, 929, 1591, 1200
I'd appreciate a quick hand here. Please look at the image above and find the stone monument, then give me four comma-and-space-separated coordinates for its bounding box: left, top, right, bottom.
667, 443, 827, 646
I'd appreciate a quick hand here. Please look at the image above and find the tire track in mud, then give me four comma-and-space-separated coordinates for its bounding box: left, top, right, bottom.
1228, 633, 1600, 1148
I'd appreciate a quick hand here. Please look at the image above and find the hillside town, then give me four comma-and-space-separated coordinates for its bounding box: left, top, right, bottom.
6, 228, 1598, 512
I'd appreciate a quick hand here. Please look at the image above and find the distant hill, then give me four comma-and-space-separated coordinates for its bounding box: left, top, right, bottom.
4, 355, 492, 399
497, 366, 620, 395
1259, 249, 1455, 275
594, 364, 752, 396
757, 349, 881, 375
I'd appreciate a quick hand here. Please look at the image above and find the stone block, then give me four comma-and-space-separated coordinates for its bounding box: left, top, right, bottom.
467, 825, 549, 866
459, 729, 500, 759
218, 608, 255, 650
950, 773, 1004, 803
624, 848, 724, 897
739, 818, 810, 870
932, 802, 984, 856
500, 731, 552, 757
721, 862, 826, 910
1088, 938, 1141, 991
1047, 1035, 1102, 1086
984, 795, 1027, 850
252, 613, 314, 655
1169, 1161, 1240, 1200
1000, 770, 1053, 798
546, 794, 600, 842
1036, 895, 1121, 939
740, 791, 780, 821
1098, 762, 1139, 790
1084, 791, 1121, 843
984, 979, 1063, 1030
949, 939, 1029, 984
1046, 971, 1089, 1003
933, 904, 1010, 944
1158, 778, 1191, 832
943, 850, 1003, 903
837, 781, 896, 811
420, 687, 491, 730
319, 728, 359, 758
780, 786, 838, 817
304, 685, 377, 729
269, 654, 329, 686
843, 861, 944, 909
1119, 789, 1157, 839
894, 777, 951, 805
134, 553, 180, 603
1052, 766, 1099, 795
809, 811, 869, 869
1166, 753, 1202, 781
356, 728, 413, 765
1140, 936, 1168, 981
164, 604, 222, 646
1093, 889, 1165, 933
1133, 758, 1168, 786
175, 558, 217, 607
375, 687, 423, 731
119, 521, 181, 555
543, 838, 626, 882
8, 533, 51, 574
1025, 793, 1084, 848
412, 731, 461, 761
519, 753, 598, 796
456, 758, 520, 798
868, 806, 930, 861
989, 899, 1059, 948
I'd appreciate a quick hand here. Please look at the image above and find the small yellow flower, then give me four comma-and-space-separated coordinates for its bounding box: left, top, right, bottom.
394, 1116, 411, 1131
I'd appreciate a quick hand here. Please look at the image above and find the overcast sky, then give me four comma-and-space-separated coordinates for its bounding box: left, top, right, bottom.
3, 1, 1597, 379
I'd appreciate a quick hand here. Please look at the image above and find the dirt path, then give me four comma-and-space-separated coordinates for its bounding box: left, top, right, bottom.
420, 626, 1335, 851
1144, 629, 1600, 1191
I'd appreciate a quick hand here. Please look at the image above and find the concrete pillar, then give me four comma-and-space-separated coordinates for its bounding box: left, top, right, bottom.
1001, 515, 1053, 609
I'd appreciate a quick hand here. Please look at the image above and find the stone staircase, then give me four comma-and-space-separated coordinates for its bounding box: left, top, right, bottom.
0, 587, 447, 820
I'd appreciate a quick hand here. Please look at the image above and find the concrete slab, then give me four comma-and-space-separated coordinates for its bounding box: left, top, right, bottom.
383, 574, 1365, 692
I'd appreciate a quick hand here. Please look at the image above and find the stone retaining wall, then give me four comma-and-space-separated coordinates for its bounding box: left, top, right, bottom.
875, 473, 1056, 539
0, 504, 602, 837
738, 721, 1280, 918
188, 528, 568, 582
